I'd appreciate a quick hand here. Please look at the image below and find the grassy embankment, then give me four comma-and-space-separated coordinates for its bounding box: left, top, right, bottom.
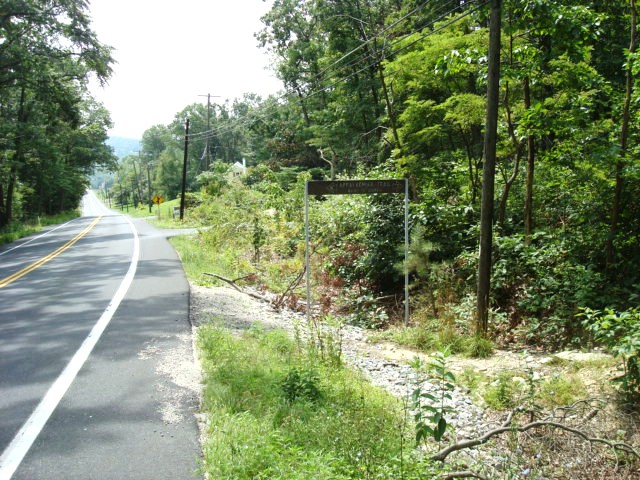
171, 201, 635, 479
195, 323, 440, 479
0, 210, 80, 247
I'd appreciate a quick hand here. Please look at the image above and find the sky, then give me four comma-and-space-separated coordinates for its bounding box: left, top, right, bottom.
87, 0, 282, 139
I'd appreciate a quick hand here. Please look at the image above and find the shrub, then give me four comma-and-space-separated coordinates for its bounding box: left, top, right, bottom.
463, 335, 494, 359
492, 232, 604, 347
581, 307, 640, 402
483, 372, 522, 410
280, 366, 322, 404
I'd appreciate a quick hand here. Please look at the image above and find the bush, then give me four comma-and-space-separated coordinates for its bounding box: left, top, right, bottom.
581, 307, 640, 402
492, 232, 604, 347
280, 366, 322, 404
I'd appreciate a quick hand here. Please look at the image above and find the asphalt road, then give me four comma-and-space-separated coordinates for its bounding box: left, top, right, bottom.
0, 191, 200, 479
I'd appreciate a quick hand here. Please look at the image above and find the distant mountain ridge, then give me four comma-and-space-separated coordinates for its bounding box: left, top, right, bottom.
107, 136, 140, 159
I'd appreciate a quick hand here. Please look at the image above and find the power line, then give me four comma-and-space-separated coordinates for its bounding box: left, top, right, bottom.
186, 0, 488, 143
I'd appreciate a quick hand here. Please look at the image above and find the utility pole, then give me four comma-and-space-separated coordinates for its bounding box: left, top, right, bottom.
132, 153, 143, 206
146, 159, 152, 213
180, 118, 190, 221
198, 93, 220, 169
476, 0, 502, 337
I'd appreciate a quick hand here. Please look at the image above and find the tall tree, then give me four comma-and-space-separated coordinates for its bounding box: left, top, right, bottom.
606, 0, 637, 268
0, 0, 113, 227
476, 0, 502, 336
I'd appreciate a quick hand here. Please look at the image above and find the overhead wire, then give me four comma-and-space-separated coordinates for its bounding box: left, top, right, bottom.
186, 0, 483, 142
185, 0, 488, 143
309, 0, 482, 90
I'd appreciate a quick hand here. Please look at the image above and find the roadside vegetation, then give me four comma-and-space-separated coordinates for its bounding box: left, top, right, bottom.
0, 210, 80, 247
170, 168, 640, 478
197, 322, 441, 479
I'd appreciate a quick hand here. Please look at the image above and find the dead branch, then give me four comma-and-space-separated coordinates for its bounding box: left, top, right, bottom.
441, 471, 488, 480
273, 266, 306, 310
318, 148, 335, 180
203, 272, 269, 302
432, 410, 640, 462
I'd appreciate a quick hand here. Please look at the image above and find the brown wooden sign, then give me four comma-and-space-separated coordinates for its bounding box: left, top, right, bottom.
307, 179, 406, 195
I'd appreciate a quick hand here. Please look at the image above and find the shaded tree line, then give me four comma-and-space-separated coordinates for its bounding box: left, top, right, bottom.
0, 0, 115, 228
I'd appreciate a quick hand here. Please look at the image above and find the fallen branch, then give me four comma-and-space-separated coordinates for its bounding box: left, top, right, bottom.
432, 410, 640, 462
203, 272, 269, 302
441, 471, 488, 480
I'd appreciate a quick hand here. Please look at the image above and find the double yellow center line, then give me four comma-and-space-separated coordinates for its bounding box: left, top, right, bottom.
0, 216, 102, 290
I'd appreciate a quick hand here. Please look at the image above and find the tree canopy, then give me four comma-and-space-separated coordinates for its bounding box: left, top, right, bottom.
0, 0, 115, 226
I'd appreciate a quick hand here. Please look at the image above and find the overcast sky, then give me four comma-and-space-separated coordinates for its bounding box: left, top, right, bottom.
87, 0, 282, 139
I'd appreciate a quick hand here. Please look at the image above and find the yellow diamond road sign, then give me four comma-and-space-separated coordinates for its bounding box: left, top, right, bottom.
152, 195, 164, 205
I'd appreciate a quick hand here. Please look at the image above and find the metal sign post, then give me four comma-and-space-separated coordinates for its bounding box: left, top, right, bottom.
305, 179, 410, 326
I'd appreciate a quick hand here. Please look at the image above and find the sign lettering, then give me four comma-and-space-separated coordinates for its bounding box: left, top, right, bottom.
307, 180, 406, 195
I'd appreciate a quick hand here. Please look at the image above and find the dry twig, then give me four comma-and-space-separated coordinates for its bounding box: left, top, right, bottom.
432, 409, 639, 462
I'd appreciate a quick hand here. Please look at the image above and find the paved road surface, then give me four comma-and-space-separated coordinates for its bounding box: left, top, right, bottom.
0, 191, 200, 479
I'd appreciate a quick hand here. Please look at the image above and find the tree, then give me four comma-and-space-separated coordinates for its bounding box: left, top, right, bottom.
606, 0, 637, 268
476, 0, 502, 336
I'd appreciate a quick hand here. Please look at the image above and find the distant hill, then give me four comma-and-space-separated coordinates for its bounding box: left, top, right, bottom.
107, 136, 140, 159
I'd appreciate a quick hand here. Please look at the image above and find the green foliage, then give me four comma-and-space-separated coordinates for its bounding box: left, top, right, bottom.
538, 372, 586, 407
412, 348, 456, 444
0, 1, 114, 227
0, 210, 80, 246
197, 161, 230, 197
492, 233, 604, 347
581, 307, 640, 402
197, 324, 437, 479
369, 325, 437, 352
483, 372, 522, 410
280, 366, 322, 404
294, 315, 344, 367
146, 0, 640, 351
463, 335, 495, 359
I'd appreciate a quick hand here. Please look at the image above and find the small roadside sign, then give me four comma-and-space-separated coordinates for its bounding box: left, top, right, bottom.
152, 195, 164, 205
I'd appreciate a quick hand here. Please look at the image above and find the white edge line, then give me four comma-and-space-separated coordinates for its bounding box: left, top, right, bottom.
0, 215, 140, 480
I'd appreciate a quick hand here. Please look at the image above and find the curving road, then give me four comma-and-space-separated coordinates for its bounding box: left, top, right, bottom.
0, 191, 200, 480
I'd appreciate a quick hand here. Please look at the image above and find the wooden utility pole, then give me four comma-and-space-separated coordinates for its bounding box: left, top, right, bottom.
180, 119, 190, 221
198, 93, 219, 169
476, 0, 502, 337
146, 160, 152, 213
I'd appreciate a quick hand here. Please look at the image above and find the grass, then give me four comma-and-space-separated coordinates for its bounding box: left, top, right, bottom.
170, 234, 254, 286
369, 324, 494, 359
108, 198, 180, 221
196, 322, 443, 480
0, 210, 80, 246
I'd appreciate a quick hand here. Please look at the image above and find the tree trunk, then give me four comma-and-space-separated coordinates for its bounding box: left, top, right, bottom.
606, 0, 636, 268
523, 76, 535, 243
476, 0, 502, 337
377, 61, 401, 148
498, 82, 521, 228
2, 85, 28, 228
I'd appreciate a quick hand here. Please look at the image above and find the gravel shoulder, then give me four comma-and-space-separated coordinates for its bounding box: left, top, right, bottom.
188, 283, 640, 479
